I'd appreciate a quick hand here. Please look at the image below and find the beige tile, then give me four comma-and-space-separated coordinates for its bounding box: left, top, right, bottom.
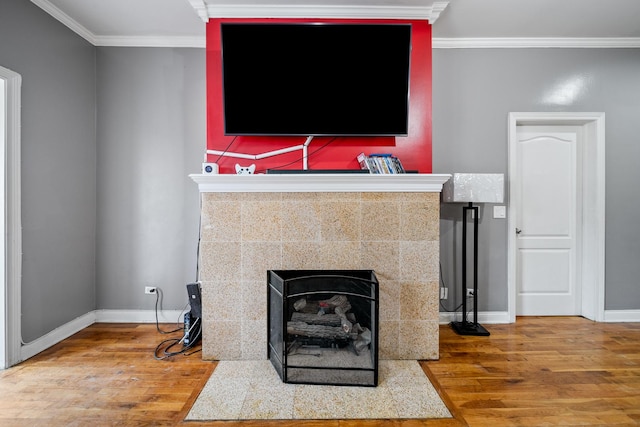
294, 385, 396, 419
399, 241, 439, 283
281, 192, 320, 201
241, 242, 282, 281
361, 201, 400, 241
320, 201, 361, 241
241, 192, 282, 201
241, 200, 282, 241
318, 241, 362, 269
187, 360, 452, 421
202, 280, 242, 321
281, 201, 322, 242
242, 319, 267, 359
199, 242, 241, 282
202, 321, 242, 360
421, 281, 441, 320
378, 320, 399, 360
378, 279, 400, 321
361, 241, 399, 280
400, 199, 440, 241
315, 192, 361, 201
201, 200, 241, 242
203, 192, 240, 202
187, 376, 250, 420
242, 383, 295, 419
281, 242, 323, 270
398, 320, 439, 360
240, 280, 267, 321
400, 281, 440, 321
361, 192, 403, 202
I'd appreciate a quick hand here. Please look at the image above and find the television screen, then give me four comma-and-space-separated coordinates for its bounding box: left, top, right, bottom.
220, 23, 412, 137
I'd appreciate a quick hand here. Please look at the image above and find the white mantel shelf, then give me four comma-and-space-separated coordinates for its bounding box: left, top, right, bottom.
190, 173, 451, 193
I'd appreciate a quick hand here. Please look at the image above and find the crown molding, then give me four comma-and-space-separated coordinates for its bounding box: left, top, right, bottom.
187, 0, 209, 22
93, 35, 205, 48
30, 0, 97, 45
203, 3, 449, 23
433, 37, 640, 49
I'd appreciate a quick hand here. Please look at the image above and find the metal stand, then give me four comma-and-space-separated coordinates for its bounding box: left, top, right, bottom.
450, 202, 490, 336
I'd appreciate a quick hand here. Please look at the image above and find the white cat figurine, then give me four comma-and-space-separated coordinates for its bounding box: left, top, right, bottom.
235, 164, 256, 175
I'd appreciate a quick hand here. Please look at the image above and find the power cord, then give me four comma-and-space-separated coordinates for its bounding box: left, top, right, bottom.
154, 287, 187, 334
255, 136, 337, 173
439, 261, 464, 313
153, 317, 202, 360
152, 287, 202, 360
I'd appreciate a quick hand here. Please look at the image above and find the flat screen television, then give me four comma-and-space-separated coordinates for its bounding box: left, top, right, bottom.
220, 23, 412, 137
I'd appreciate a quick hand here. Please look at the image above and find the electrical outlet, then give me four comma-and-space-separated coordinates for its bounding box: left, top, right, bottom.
466, 288, 474, 297
440, 287, 448, 300
145, 286, 157, 295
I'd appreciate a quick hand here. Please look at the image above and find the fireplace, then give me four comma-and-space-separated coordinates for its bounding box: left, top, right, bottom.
190, 173, 450, 362
268, 270, 379, 387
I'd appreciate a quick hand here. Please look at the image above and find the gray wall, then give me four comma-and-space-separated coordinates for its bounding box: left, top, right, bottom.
1, 1, 204, 343
2, 0, 639, 346
433, 48, 640, 312
0, 0, 97, 342
95, 47, 205, 312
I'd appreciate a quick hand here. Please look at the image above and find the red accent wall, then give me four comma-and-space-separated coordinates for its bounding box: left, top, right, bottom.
206, 18, 432, 174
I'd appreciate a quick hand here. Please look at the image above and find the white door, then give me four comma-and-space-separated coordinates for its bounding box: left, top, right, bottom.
515, 126, 582, 315
0, 77, 5, 368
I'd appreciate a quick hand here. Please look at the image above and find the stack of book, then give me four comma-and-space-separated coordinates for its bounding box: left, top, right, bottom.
357, 153, 406, 174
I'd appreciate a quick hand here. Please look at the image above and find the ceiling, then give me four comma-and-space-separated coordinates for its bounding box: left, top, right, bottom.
31, 0, 640, 48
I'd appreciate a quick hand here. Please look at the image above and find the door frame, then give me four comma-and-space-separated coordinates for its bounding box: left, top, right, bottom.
507, 112, 605, 322
0, 66, 22, 369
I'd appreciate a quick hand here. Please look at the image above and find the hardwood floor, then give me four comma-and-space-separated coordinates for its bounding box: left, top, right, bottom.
0, 317, 638, 426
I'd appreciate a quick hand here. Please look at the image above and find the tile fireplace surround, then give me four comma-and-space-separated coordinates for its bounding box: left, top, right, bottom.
191, 173, 451, 361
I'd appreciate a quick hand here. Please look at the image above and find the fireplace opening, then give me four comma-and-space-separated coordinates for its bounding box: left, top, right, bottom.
268, 270, 379, 387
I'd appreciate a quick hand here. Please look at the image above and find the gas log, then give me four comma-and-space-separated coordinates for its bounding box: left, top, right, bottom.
287, 321, 356, 340
287, 295, 369, 351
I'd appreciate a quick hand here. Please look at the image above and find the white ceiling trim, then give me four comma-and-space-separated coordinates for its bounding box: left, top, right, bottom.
93, 36, 206, 48
31, 0, 97, 45
433, 37, 640, 49
203, 3, 449, 23
187, 0, 209, 22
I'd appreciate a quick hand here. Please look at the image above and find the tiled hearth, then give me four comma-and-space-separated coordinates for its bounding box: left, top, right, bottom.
191, 174, 450, 361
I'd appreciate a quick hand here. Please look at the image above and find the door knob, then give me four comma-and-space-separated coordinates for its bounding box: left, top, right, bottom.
516, 228, 522, 234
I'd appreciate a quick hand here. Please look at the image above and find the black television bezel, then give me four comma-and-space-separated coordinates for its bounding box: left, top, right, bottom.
220, 22, 412, 137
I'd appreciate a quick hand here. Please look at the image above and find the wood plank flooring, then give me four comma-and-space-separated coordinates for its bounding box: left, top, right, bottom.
0, 317, 638, 426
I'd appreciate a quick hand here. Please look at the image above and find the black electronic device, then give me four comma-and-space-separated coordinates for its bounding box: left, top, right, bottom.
266, 169, 369, 174
184, 283, 202, 348
183, 312, 201, 347
186, 283, 202, 318
220, 23, 412, 137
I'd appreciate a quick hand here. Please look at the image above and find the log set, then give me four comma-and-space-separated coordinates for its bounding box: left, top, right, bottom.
287, 295, 371, 354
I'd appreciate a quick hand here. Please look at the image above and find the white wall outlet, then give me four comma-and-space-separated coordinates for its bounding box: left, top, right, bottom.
145, 286, 157, 295
493, 205, 506, 219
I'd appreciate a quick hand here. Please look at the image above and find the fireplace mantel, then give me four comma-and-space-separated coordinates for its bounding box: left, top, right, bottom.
190, 173, 451, 193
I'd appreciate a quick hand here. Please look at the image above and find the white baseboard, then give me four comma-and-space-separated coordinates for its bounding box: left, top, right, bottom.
603, 309, 640, 322
439, 311, 511, 325
94, 309, 185, 323
21, 311, 97, 362
19, 309, 185, 363
440, 310, 640, 324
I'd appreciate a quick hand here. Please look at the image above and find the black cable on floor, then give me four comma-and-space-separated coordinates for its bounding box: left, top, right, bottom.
154, 288, 186, 334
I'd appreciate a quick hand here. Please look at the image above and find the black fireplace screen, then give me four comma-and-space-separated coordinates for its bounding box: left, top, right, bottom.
268, 270, 379, 387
